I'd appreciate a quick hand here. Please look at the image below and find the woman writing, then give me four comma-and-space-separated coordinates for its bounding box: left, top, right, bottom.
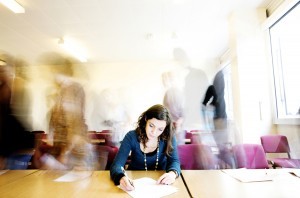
110, 104, 181, 191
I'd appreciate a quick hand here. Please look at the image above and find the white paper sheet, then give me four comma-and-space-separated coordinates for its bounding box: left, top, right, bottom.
119, 177, 178, 198
221, 169, 277, 182
0, 170, 8, 175
53, 171, 92, 182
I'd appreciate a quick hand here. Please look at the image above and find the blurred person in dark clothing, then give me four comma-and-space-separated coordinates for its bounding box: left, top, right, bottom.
202, 70, 227, 131
212, 70, 227, 128
202, 85, 218, 131
202, 70, 235, 168
0, 54, 34, 169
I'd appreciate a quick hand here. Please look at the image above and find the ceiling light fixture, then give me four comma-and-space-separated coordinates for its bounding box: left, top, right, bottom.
58, 38, 88, 63
0, 0, 25, 13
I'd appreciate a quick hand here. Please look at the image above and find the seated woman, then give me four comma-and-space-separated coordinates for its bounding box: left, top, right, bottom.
110, 104, 181, 191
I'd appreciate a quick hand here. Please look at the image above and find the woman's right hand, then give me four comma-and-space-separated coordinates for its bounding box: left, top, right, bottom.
119, 176, 135, 191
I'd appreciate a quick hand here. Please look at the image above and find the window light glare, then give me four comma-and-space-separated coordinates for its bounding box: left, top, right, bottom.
0, 0, 25, 13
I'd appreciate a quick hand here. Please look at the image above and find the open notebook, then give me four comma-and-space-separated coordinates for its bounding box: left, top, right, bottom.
118, 177, 178, 198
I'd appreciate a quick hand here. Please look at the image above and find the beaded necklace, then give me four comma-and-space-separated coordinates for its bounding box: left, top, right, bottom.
144, 139, 159, 171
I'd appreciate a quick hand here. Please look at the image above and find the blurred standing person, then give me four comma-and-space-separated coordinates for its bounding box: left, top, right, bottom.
173, 48, 209, 131
97, 88, 131, 147
162, 71, 185, 145
0, 53, 34, 169
213, 70, 234, 168
10, 58, 32, 131
212, 70, 227, 130
202, 69, 234, 168
202, 85, 218, 131
39, 53, 95, 170
202, 70, 227, 132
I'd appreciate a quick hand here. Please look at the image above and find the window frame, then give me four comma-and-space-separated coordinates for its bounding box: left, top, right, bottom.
266, 0, 300, 125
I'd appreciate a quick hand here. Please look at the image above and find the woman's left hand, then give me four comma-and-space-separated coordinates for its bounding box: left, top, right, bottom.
156, 171, 176, 185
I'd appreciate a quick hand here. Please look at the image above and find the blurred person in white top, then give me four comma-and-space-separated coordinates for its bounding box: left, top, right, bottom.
39, 52, 96, 171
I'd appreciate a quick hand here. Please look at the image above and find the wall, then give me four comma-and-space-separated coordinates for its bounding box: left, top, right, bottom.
27, 58, 218, 138
228, 8, 274, 144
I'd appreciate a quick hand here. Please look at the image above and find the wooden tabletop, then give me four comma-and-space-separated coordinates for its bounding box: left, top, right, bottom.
0, 170, 189, 198
181, 169, 300, 198
0, 170, 38, 187
4, 169, 300, 198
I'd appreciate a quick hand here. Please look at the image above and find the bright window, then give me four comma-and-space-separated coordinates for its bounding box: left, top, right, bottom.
223, 64, 234, 121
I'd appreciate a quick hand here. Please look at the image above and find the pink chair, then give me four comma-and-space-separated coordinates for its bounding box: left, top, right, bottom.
184, 130, 203, 144
185, 131, 193, 143
260, 135, 300, 168
177, 144, 218, 170
232, 144, 269, 169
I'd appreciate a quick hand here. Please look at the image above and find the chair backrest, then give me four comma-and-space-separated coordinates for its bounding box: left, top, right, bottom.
184, 131, 201, 144
185, 131, 193, 140
31, 130, 47, 148
29, 142, 53, 169
94, 145, 119, 170
185, 130, 220, 146
260, 135, 291, 158
177, 144, 218, 170
232, 144, 269, 169
88, 131, 114, 146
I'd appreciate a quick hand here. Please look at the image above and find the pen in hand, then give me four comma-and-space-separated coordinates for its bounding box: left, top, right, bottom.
121, 166, 135, 188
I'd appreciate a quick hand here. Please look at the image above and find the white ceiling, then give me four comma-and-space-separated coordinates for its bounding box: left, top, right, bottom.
0, 0, 271, 65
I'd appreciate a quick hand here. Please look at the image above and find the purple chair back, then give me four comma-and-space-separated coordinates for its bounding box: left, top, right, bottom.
233, 144, 269, 169
184, 130, 203, 144
185, 131, 193, 139
260, 135, 291, 157
177, 144, 218, 170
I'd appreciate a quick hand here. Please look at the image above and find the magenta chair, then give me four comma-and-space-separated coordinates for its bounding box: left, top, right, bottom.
260, 135, 300, 168
232, 144, 269, 169
177, 144, 218, 170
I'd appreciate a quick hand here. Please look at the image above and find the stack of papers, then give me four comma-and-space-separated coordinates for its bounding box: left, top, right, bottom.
119, 177, 178, 198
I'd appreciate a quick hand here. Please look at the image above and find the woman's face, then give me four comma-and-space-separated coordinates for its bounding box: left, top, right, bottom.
145, 118, 166, 141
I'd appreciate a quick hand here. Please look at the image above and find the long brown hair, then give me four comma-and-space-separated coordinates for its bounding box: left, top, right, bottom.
136, 104, 175, 156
